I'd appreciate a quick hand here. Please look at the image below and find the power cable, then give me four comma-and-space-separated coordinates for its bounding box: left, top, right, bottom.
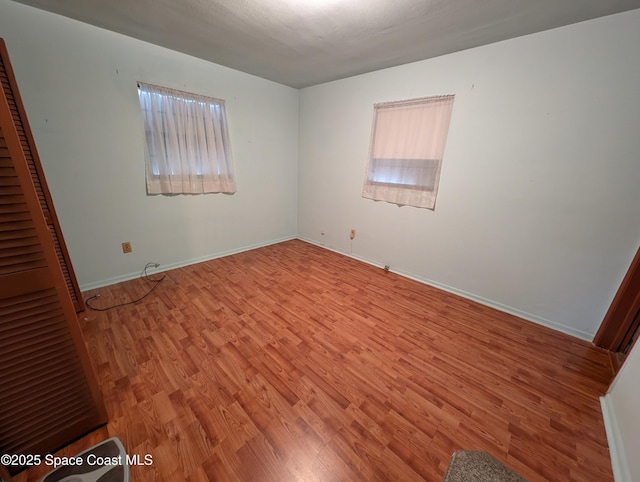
85, 262, 166, 311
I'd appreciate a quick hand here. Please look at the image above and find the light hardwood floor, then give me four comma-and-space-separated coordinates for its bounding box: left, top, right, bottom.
13, 239, 614, 481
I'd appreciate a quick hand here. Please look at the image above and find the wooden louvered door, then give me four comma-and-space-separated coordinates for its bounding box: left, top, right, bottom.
0, 44, 107, 477
0, 39, 84, 312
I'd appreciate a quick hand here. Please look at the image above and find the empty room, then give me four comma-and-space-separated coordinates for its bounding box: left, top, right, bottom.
1, 0, 640, 481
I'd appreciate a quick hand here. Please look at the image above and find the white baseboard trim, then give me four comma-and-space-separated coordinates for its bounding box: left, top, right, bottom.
601, 394, 631, 482
297, 236, 594, 341
81, 235, 594, 341
79, 236, 297, 292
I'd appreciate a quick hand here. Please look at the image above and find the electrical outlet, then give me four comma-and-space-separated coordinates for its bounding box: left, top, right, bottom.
350, 229, 356, 240
122, 242, 132, 254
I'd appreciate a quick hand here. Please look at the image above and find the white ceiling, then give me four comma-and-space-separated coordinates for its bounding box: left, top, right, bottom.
11, 0, 640, 88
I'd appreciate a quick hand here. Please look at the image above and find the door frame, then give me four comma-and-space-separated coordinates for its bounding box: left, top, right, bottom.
594, 246, 640, 366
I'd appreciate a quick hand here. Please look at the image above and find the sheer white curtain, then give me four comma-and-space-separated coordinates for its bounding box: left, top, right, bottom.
362, 95, 455, 210
137, 82, 236, 194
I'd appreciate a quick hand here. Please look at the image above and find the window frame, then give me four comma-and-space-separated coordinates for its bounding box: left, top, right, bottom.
137, 82, 236, 195
362, 95, 455, 210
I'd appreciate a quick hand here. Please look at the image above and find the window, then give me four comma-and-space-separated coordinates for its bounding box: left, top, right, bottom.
137, 82, 236, 195
362, 95, 455, 210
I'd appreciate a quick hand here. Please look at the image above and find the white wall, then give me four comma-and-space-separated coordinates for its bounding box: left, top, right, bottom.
602, 341, 640, 481
0, 0, 299, 289
298, 9, 640, 340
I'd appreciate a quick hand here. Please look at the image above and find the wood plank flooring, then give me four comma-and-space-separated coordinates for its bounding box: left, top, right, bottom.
12, 239, 614, 481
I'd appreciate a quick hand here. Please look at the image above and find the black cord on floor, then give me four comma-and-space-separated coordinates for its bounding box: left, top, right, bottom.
85, 262, 166, 312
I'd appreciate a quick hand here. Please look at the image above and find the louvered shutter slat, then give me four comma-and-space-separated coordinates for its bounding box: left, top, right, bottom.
0, 39, 106, 476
